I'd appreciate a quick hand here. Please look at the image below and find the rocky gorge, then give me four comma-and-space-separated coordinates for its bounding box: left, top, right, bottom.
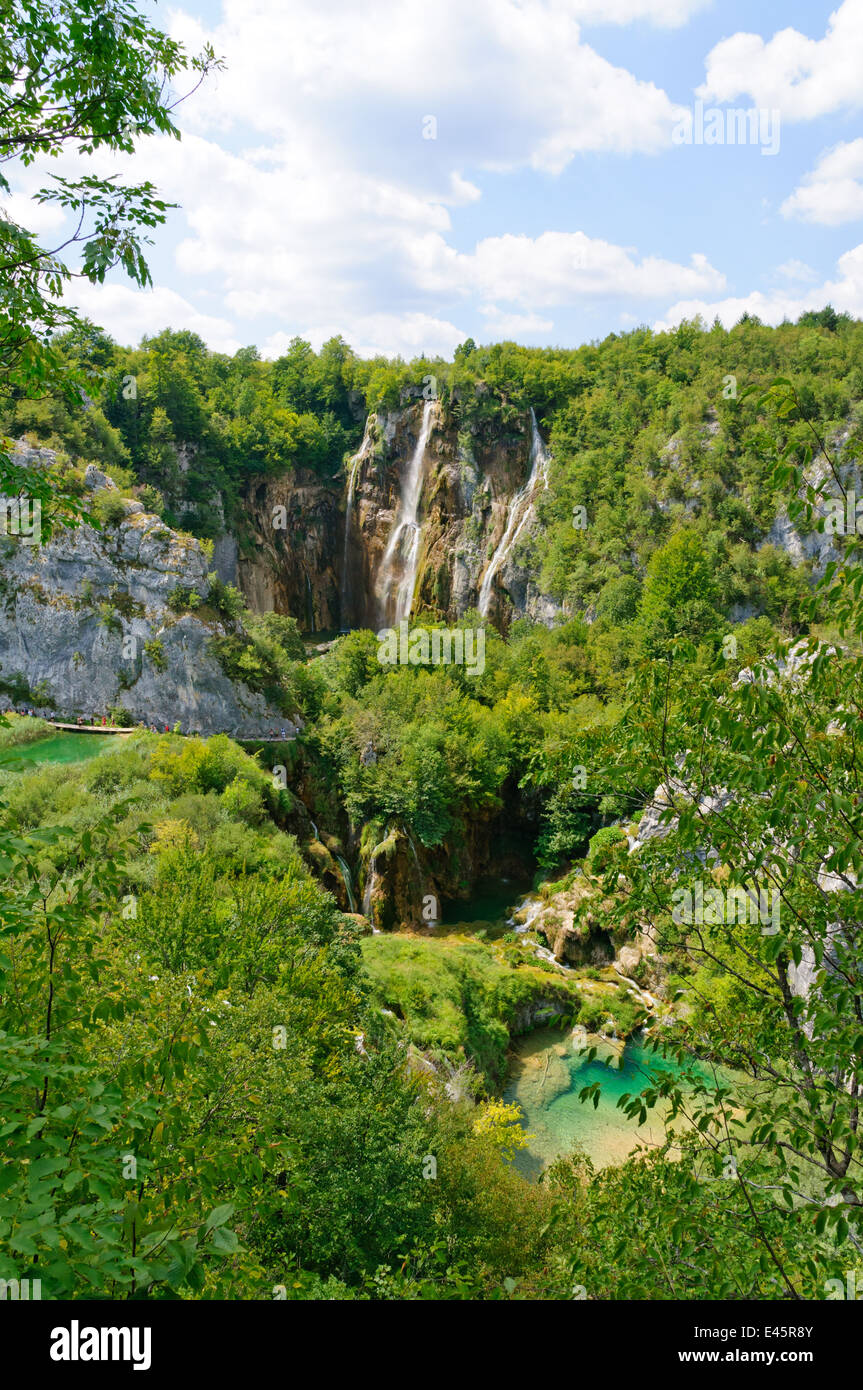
234, 393, 562, 634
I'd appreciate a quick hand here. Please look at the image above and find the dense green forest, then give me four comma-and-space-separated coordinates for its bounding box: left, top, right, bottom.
4, 312, 859, 871
1, 0, 861, 1312
2, 341, 862, 1298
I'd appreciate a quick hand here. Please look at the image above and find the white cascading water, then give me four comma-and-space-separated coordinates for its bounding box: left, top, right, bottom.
508, 895, 571, 971
340, 452, 361, 628
335, 854, 356, 912
477, 408, 549, 618
376, 399, 435, 627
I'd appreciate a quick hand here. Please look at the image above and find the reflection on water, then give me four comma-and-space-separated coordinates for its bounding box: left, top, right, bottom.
504, 1026, 713, 1178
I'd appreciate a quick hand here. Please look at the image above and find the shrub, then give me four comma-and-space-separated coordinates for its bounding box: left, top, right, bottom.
206, 575, 247, 622
144, 638, 167, 672
586, 825, 627, 874
98, 601, 122, 634
0, 715, 52, 748
137, 484, 164, 515
167, 585, 202, 614
92, 490, 127, 527
108, 704, 135, 727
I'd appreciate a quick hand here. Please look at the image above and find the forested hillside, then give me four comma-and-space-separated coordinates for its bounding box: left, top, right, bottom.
2, 314, 861, 1302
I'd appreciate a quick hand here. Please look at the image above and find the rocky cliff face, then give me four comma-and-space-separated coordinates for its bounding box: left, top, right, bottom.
238, 471, 343, 631
235, 394, 563, 634
0, 446, 294, 736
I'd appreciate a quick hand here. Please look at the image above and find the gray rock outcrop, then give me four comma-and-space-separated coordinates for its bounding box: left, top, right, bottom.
0, 443, 294, 737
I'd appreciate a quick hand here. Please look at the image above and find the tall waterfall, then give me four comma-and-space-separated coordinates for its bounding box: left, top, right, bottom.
335, 854, 356, 912
478, 408, 549, 618
340, 452, 361, 629
376, 400, 435, 627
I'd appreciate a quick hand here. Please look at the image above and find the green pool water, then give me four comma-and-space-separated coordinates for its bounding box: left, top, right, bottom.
441, 874, 535, 928
504, 1027, 721, 1178
0, 732, 122, 771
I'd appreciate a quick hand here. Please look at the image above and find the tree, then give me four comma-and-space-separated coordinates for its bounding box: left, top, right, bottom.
0, 0, 218, 495
595, 379, 863, 1298
637, 528, 720, 652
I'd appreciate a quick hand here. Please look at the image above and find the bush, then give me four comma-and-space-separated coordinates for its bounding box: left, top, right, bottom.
144, 638, 167, 672
108, 705, 135, 727
136, 483, 164, 516
167, 585, 203, 614
91, 490, 127, 527
206, 575, 248, 622
586, 825, 627, 874
98, 601, 122, 634
0, 715, 52, 748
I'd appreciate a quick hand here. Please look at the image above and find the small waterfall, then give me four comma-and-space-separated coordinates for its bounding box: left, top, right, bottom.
510, 896, 543, 933
340, 453, 361, 630
362, 866, 382, 933
335, 854, 356, 912
509, 894, 572, 972
376, 400, 435, 627
478, 408, 549, 618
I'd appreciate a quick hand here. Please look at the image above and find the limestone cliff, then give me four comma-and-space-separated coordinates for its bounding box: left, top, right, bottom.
237, 471, 342, 630
0, 445, 295, 737
235, 394, 563, 633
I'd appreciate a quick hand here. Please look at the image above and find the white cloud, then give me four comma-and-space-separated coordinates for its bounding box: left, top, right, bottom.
18, 0, 727, 356
171, 0, 685, 174
69, 123, 721, 356
408, 231, 725, 306
569, 0, 709, 26
774, 259, 820, 284
69, 281, 242, 354
478, 306, 556, 339
782, 139, 863, 225
699, 0, 863, 121
1, 190, 66, 237
655, 243, 863, 331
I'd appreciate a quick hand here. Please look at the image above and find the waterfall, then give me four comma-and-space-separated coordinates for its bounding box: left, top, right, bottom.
335, 854, 356, 912
509, 893, 573, 971
340, 452, 361, 630
478, 408, 549, 618
362, 866, 382, 933
376, 400, 435, 627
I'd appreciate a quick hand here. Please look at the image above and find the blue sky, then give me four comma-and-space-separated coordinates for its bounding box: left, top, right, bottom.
35, 0, 863, 358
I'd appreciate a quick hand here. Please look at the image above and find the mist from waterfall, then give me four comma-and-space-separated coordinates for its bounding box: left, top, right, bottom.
376, 399, 435, 627
477, 408, 549, 618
